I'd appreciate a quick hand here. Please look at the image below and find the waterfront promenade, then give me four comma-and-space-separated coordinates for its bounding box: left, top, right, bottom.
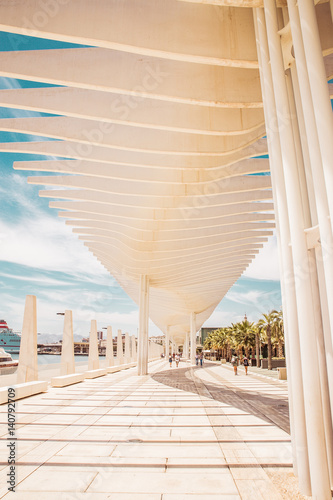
0, 360, 307, 499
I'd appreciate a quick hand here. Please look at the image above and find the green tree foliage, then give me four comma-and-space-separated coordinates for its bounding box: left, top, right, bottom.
257, 310, 282, 370
203, 310, 284, 369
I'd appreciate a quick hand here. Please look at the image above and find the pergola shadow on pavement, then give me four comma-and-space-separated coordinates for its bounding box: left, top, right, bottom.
0, 360, 303, 499
153, 364, 290, 433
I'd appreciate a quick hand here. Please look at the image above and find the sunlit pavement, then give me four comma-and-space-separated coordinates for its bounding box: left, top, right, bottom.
0, 359, 305, 499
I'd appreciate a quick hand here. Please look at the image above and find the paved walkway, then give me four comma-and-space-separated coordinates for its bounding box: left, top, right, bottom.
0, 360, 308, 499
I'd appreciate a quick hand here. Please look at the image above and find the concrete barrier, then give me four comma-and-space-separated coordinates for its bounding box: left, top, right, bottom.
277, 367, 287, 380
84, 368, 107, 379
261, 359, 286, 369
107, 362, 136, 374
0, 380, 48, 405
51, 373, 84, 387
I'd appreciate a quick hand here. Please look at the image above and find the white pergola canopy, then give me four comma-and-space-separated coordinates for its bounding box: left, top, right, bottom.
0, 0, 277, 345
1, 1, 333, 497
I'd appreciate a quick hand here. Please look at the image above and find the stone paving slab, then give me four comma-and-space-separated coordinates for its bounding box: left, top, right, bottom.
0, 360, 307, 499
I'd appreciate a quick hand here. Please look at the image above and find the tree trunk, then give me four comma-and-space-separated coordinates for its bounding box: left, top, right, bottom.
267, 325, 272, 370
256, 333, 260, 368
278, 340, 284, 358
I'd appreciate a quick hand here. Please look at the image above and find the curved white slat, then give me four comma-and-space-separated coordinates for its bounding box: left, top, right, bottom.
0, 0, 259, 66
0, 48, 263, 107
0, 87, 264, 135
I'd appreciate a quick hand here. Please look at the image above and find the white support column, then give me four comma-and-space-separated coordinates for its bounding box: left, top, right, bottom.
88, 319, 99, 371
138, 274, 149, 376
60, 310, 75, 376
148, 339, 151, 361
190, 312, 196, 365
17, 295, 38, 384
297, 0, 333, 226
287, 0, 333, 414
185, 333, 189, 359
130, 334, 133, 361
288, 65, 333, 486
130, 334, 136, 362
254, 8, 310, 492
124, 332, 130, 363
263, 1, 331, 497
105, 325, 114, 367
165, 326, 170, 356
117, 329, 124, 365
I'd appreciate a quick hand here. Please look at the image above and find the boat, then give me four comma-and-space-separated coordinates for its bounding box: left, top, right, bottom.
0, 319, 21, 353
0, 348, 18, 375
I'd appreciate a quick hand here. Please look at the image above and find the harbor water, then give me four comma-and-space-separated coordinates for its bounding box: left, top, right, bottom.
1, 353, 116, 387
10, 353, 107, 366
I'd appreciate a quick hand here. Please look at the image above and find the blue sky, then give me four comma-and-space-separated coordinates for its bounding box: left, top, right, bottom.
0, 31, 282, 338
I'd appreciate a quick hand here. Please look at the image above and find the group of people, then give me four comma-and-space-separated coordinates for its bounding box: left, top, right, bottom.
195, 353, 204, 366
169, 352, 181, 367
231, 354, 249, 375
167, 349, 249, 375
168, 352, 205, 368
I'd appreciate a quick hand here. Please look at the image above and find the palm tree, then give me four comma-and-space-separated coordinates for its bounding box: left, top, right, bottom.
257, 310, 279, 370
253, 323, 263, 367
272, 310, 284, 358
204, 328, 231, 360
233, 319, 256, 358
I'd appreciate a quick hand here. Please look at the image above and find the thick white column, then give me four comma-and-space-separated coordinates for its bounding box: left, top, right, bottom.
124, 332, 130, 363
117, 328, 124, 365
165, 326, 170, 356
297, 0, 333, 226
17, 295, 38, 384
130, 334, 136, 362
190, 312, 196, 365
138, 274, 149, 375
254, 8, 310, 492
60, 310, 75, 375
186, 333, 189, 358
288, 65, 333, 486
183, 333, 189, 359
263, 1, 331, 497
105, 325, 114, 367
88, 319, 99, 370
288, 0, 333, 406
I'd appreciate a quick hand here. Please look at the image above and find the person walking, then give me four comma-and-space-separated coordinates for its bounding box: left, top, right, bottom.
231, 354, 238, 375
195, 353, 199, 366
243, 356, 249, 375
175, 354, 180, 367
200, 353, 204, 367
169, 354, 173, 368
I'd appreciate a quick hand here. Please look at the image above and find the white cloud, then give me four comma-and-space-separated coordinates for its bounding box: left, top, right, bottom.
203, 309, 239, 327
1, 208, 109, 280
0, 77, 22, 90
225, 289, 266, 306
0, 270, 73, 287
1, 172, 115, 280
225, 288, 280, 318
6, 295, 160, 339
